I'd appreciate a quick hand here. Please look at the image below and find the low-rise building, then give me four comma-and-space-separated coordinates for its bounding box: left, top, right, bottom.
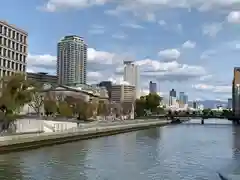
27, 72, 57, 86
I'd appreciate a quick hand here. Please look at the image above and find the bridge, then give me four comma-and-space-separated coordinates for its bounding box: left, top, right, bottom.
163, 114, 240, 125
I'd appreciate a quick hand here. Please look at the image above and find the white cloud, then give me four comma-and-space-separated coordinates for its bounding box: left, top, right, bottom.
200, 50, 216, 59
88, 24, 105, 34
87, 48, 120, 64
87, 71, 103, 78
41, 0, 240, 24
192, 83, 231, 93
108, 76, 130, 85
27, 54, 56, 68
182, 40, 196, 49
158, 49, 180, 60
202, 23, 223, 37
120, 23, 144, 29
125, 58, 207, 81
158, 20, 166, 26
27, 48, 120, 73
41, 0, 108, 12
112, 33, 127, 39
27, 47, 207, 94
227, 11, 240, 23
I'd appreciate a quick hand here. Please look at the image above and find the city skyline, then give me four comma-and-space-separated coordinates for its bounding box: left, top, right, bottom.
1, 0, 239, 101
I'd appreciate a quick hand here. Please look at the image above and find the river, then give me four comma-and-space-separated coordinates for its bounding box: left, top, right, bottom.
0, 119, 239, 180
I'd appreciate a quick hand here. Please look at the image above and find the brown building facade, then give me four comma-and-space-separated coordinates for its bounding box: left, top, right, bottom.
232, 67, 240, 116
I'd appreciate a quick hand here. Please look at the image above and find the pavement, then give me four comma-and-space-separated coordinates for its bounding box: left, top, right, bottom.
0, 119, 170, 142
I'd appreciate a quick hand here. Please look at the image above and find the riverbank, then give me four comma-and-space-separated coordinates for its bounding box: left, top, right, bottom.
0, 119, 171, 154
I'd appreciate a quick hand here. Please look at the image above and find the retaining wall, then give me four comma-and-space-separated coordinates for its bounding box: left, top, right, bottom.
0, 120, 170, 154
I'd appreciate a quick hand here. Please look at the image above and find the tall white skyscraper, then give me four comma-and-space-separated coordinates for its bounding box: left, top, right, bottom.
123, 61, 140, 98
57, 35, 87, 86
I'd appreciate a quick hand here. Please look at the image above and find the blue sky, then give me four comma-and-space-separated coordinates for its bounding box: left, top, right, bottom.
2, 0, 240, 101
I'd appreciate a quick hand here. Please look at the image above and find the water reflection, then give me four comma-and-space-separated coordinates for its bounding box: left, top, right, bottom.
0, 120, 239, 180
0, 155, 23, 180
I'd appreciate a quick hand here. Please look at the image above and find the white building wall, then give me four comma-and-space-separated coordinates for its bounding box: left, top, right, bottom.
123, 62, 140, 98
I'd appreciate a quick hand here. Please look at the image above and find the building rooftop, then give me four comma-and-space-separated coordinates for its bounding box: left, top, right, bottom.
0, 20, 28, 35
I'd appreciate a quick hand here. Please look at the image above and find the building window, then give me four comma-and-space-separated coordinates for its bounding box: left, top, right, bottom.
16, 32, 19, 41
4, 27, 7, 36
12, 31, 15, 39
7, 60, 10, 68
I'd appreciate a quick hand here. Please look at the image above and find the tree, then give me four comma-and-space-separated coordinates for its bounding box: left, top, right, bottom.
58, 101, 72, 118
135, 97, 146, 117
28, 82, 44, 115
135, 93, 162, 117
145, 93, 162, 112
0, 73, 35, 132
97, 101, 108, 116
202, 108, 211, 116
44, 99, 57, 116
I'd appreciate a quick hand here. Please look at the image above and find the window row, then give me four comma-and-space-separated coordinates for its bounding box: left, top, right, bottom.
0, 24, 27, 44
0, 47, 26, 63
0, 36, 27, 53
0, 58, 25, 71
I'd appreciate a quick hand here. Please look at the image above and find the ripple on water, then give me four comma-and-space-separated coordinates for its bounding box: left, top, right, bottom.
0, 120, 239, 180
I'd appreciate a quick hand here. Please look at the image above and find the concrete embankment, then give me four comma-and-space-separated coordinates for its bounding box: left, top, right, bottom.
0, 120, 171, 154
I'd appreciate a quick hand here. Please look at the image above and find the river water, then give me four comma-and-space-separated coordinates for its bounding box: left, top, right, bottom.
0, 119, 239, 180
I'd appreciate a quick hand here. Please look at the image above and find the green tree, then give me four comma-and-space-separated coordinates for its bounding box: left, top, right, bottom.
145, 93, 162, 112
135, 97, 146, 117
0, 73, 35, 131
202, 108, 211, 116
44, 99, 57, 116
58, 101, 72, 118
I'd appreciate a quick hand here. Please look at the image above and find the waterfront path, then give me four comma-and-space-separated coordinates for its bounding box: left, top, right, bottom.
0, 119, 239, 180
0, 119, 171, 152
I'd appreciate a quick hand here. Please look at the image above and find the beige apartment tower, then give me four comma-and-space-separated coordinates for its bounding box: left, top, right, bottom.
0, 21, 27, 76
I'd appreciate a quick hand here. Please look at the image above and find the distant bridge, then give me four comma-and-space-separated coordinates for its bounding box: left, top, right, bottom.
164, 114, 240, 124
144, 114, 240, 124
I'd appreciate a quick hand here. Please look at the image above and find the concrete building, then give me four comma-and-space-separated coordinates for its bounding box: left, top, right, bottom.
111, 84, 136, 103
232, 67, 240, 116
193, 101, 197, 109
99, 81, 112, 100
169, 89, 176, 106
149, 81, 157, 93
27, 72, 57, 86
227, 98, 232, 109
179, 92, 188, 107
123, 61, 140, 98
57, 35, 87, 86
0, 21, 27, 76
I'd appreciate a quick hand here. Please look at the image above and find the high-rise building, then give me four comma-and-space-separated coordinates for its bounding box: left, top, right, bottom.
184, 94, 188, 104
0, 21, 27, 76
228, 98, 232, 109
57, 35, 87, 86
179, 92, 188, 107
193, 101, 197, 109
169, 89, 176, 97
169, 89, 176, 105
123, 61, 140, 98
149, 81, 157, 93
232, 67, 240, 116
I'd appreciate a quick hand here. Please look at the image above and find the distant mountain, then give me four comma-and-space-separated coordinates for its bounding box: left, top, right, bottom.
188, 100, 228, 109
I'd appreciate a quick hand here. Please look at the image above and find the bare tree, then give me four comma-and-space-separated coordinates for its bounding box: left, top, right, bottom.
28, 92, 44, 115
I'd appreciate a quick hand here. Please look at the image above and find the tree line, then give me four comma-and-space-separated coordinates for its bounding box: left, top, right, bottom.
0, 73, 142, 132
